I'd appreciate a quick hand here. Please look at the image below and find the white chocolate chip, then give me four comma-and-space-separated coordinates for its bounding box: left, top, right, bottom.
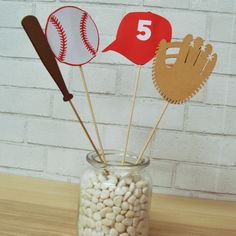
134, 188, 142, 198
134, 199, 140, 206
121, 202, 129, 211
85, 208, 93, 217
102, 225, 110, 234
125, 210, 134, 218
96, 202, 104, 211
142, 187, 148, 195
136, 180, 146, 188
123, 191, 131, 201
133, 205, 141, 212
133, 175, 141, 183
108, 176, 118, 186
96, 221, 102, 231
98, 174, 106, 182
104, 199, 114, 207
127, 195, 136, 204
102, 218, 113, 226
100, 207, 112, 218
112, 206, 121, 214
120, 233, 128, 236
140, 194, 148, 203
115, 222, 125, 233
122, 218, 132, 226
133, 217, 139, 227
109, 191, 115, 199
101, 190, 110, 199
101, 182, 110, 190
116, 214, 125, 222
91, 196, 98, 204
127, 226, 136, 236
117, 179, 125, 187
93, 212, 101, 221
137, 220, 145, 233
115, 186, 127, 196
109, 228, 118, 236
87, 218, 95, 228
120, 210, 127, 215
125, 177, 132, 185
141, 203, 148, 210
129, 182, 135, 193
94, 182, 101, 189
113, 196, 123, 207
106, 212, 116, 221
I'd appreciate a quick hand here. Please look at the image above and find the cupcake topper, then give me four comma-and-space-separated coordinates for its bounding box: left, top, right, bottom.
103, 11, 172, 164
21, 15, 104, 163
136, 34, 217, 163
45, 6, 105, 161
103, 11, 172, 65
153, 34, 217, 104
45, 6, 99, 66
22, 16, 73, 102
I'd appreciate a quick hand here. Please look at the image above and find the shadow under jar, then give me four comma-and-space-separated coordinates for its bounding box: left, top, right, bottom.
77, 150, 152, 236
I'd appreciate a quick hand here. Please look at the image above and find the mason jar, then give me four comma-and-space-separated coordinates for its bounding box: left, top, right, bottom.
77, 150, 152, 236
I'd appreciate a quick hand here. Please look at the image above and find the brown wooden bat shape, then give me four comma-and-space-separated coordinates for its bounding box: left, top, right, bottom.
152, 34, 217, 104
21, 15, 73, 102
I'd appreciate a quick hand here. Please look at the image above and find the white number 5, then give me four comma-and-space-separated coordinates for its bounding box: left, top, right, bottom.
136, 20, 152, 41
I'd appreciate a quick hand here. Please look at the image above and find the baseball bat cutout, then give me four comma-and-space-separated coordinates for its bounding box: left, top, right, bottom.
136, 35, 218, 164
102, 12, 172, 164
21, 15, 104, 163
45, 6, 105, 161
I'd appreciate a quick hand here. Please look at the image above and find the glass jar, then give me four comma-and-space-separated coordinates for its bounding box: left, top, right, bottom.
77, 150, 152, 236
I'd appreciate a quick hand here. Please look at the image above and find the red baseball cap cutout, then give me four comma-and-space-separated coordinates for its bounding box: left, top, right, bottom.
103, 12, 172, 65
45, 6, 100, 66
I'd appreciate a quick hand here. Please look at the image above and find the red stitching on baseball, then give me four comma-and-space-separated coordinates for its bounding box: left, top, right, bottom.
50, 15, 67, 61
80, 12, 96, 56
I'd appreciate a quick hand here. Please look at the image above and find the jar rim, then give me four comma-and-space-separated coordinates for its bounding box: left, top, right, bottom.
86, 149, 150, 169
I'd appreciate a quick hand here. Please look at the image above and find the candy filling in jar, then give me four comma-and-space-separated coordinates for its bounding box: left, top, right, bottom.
78, 150, 152, 236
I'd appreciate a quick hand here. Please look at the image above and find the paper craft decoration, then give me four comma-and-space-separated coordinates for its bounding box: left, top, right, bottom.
103, 11, 172, 65
46, 6, 105, 162
153, 34, 217, 104
136, 34, 217, 163
45, 6, 99, 66
21, 15, 104, 163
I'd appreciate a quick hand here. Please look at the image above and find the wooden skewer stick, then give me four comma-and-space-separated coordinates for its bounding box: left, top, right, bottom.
136, 101, 169, 164
122, 65, 142, 164
69, 100, 104, 163
79, 66, 106, 162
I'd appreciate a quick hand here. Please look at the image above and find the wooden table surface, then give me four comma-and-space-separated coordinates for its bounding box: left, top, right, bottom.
0, 173, 236, 236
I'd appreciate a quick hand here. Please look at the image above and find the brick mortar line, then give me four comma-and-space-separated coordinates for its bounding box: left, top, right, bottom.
151, 157, 236, 169
0, 0, 236, 18
1, 54, 236, 74
2, 84, 236, 109
33, 0, 236, 16
2, 110, 236, 138
0, 139, 92, 152
0, 166, 72, 180
0, 166, 44, 173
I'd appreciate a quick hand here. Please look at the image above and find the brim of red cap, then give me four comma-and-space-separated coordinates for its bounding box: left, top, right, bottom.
102, 40, 117, 53
102, 40, 147, 65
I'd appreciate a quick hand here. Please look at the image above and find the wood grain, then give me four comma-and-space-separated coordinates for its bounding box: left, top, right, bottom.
0, 173, 235, 236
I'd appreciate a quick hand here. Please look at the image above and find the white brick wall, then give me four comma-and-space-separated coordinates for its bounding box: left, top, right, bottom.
0, 0, 236, 201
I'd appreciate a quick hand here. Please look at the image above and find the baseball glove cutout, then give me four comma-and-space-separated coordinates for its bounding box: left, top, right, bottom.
152, 34, 217, 104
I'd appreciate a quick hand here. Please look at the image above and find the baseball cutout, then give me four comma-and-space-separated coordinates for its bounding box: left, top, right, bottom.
45, 6, 99, 66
